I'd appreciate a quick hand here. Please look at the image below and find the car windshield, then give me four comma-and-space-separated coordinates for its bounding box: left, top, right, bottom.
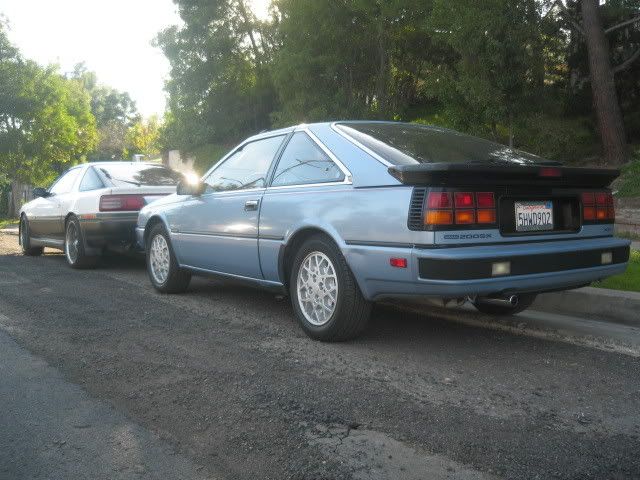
98, 163, 183, 186
335, 122, 561, 167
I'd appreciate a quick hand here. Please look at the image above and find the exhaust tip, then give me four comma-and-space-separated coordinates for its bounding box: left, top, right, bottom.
508, 295, 519, 306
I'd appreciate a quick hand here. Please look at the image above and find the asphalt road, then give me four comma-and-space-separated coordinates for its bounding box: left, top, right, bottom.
1, 231, 639, 480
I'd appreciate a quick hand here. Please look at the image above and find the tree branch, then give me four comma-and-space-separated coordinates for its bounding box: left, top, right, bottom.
605, 15, 640, 34
553, 0, 585, 36
613, 47, 640, 74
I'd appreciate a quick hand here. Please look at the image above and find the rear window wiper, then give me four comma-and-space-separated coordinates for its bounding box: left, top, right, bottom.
99, 168, 141, 186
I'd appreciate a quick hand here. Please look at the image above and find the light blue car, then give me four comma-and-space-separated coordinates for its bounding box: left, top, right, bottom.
136, 121, 630, 341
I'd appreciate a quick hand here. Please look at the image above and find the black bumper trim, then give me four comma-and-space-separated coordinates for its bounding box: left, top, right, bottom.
418, 246, 630, 280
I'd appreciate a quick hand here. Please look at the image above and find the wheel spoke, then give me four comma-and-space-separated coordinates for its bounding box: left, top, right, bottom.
296, 251, 339, 326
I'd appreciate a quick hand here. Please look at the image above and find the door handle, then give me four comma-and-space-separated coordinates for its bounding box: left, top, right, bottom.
244, 200, 260, 211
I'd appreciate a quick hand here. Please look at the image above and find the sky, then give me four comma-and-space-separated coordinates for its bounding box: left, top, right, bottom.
0, 0, 271, 118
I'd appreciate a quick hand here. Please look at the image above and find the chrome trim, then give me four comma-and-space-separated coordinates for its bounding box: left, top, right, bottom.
181, 264, 285, 288
330, 122, 393, 168
296, 126, 353, 183
266, 183, 352, 192
174, 231, 257, 239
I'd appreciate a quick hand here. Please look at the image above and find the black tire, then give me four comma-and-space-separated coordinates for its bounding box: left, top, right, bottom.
289, 235, 371, 341
19, 215, 44, 256
65, 216, 97, 269
473, 293, 537, 316
145, 223, 191, 293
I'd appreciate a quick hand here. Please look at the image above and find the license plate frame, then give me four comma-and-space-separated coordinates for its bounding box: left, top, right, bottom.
514, 201, 554, 232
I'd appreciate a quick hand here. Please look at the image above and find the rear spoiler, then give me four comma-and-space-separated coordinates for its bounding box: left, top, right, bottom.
388, 163, 620, 188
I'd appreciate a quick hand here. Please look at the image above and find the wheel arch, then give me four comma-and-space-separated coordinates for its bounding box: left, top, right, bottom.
278, 226, 343, 290
143, 215, 170, 246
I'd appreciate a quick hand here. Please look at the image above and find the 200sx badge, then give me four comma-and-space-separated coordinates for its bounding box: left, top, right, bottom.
515, 201, 554, 232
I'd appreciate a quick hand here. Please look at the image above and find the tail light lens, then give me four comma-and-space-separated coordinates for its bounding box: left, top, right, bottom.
99, 194, 146, 212
582, 191, 614, 223
425, 190, 497, 228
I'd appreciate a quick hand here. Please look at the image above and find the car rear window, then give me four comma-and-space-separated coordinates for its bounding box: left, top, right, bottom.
98, 163, 183, 186
335, 122, 558, 166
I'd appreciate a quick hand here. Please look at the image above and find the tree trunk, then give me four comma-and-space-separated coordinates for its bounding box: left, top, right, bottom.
581, 0, 629, 166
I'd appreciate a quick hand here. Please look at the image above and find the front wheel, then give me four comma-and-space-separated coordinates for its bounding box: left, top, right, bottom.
19, 216, 43, 256
473, 293, 537, 316
290, 235, 371, 341
146, 224, 191, 293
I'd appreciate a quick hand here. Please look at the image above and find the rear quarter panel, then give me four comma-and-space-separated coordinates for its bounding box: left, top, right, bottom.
258, 184, 433, 282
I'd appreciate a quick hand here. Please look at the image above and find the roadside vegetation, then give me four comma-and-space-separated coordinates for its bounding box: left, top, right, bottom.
158, 0, 640, 171
594, 250, 640, 292
0, 218, 17, 229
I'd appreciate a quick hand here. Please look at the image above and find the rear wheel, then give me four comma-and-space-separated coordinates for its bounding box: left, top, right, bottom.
473, 293, 537, 316
146, 223, 191, 293
290, 235, 371, 341
65, 216, 97, 269
19, 216, 43, 256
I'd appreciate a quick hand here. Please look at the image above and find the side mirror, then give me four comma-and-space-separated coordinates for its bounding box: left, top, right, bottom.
176, 179, 205, 196
33, 187, 50, 198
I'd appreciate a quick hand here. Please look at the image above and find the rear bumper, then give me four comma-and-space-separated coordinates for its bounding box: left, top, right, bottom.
79, 213, 138, 250
343, 237, 631, 301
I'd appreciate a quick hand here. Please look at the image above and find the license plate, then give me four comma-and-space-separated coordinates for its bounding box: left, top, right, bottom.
515, 201, 554, 232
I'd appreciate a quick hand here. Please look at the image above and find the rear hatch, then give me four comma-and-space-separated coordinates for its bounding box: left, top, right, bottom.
335, 122, 619, 242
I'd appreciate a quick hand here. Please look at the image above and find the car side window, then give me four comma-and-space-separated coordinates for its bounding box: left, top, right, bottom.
49, 168, 82, 195
271, 132, 344, 187
203, 135, 285, 193
79, 167, 105, 192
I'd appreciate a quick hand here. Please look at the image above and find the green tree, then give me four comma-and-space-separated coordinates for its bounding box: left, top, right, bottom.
126, 115, 162, 158
71, 63, 139, 160
430, 0, 545, 146
156, 0, 275, 151
0, 24, 97, 214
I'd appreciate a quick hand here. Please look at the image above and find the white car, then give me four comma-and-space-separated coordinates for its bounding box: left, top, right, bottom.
19, 162, 182, 268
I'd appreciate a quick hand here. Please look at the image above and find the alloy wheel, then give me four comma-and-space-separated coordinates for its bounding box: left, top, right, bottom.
65, 222, 79, 264
149, 234, 171, 285
296, 251, 339, 326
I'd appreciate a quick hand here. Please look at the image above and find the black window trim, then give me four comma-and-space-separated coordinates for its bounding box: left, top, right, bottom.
266, 127, 352, 190
78, 166, 106, 192
200, 133, 289, 195
48, 166, 84, 195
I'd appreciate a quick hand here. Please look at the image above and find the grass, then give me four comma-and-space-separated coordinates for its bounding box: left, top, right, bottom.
617, 231, 640, 242
593, 250, 640, 293
0, 217, 18, 229
615, 149, 640, 198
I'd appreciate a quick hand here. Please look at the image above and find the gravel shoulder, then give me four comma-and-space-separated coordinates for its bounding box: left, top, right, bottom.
0, 231, 639, 479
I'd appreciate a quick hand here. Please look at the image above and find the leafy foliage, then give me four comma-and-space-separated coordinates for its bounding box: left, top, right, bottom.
0, 25, 97, 186
159, 0, 640, 168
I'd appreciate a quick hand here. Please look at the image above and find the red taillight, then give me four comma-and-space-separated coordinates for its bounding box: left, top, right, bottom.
425, 190, 496, 227
454, 192, 474, 208
582, 191, 614, 223
539, 167, 562, 178
427, 192, 452, 209
476, 192, 495, 208
99, 194, 145, 212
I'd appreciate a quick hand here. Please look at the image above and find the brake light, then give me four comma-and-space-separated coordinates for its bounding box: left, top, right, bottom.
99, 194, 145, 212
424, 190, 497, 228
581, 191, 614, 223
476, 192, 495, 208
427, 192, 452, 209
539, 167, 562, 178
454, 192, 474, 208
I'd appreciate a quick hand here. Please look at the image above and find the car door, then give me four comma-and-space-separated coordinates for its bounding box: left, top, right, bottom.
29, 167, 83, 242
175, 134, 287, 278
